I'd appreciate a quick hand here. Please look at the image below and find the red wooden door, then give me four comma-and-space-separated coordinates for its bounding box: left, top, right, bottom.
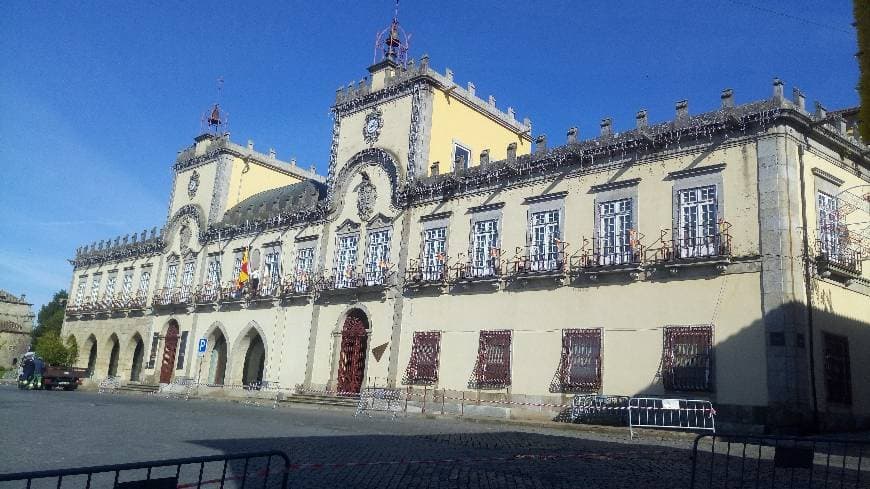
336, 313, 367, 395
159, 322, 179, 383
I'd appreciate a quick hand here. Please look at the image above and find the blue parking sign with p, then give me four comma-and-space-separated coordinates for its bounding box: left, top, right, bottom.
197, 338, 207, 356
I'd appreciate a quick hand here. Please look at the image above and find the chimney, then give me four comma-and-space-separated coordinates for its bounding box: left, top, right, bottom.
467, 82, 476, 97
567, 127, 579, 144
506, 142, 517, 163
675, 100, 689, 120
636, 110, 649, 129
600, 118, 613, 137
815, 102, 827, 120
247, 139, 254, 150
430, 161, 440, 176
535, 134, 547, 154
721, 89, 734, 109
772, 78, 784, 102
793, 87, 806, 112
480, 149, 490, 165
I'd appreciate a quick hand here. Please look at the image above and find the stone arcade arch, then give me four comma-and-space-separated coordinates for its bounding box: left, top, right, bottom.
106, 334, 120, 378
230, 322, 268, 387
204, 323, 229, 386
128, 333, 145, 382
83, 334, 97, 376
335, 308, 369, 395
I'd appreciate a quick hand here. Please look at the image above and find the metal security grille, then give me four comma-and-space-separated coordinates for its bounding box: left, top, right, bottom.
365, 229, 391, 285
818, 191, 841, 258
403, 331, 441, 385
663, 325, 713, 392
824, 333, 852, 405
599, 199, 633, 265
558, 329, 602, 391
335, 235, 359, 288
422, 227, 447, 281
471, 219, 499, 277
336, 313, 367, 394
470, 330, 512, 389
677, 186, 719, 258
529, 210, 561, 271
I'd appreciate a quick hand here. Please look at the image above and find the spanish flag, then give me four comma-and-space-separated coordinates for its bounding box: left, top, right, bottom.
237, 248, 250, 288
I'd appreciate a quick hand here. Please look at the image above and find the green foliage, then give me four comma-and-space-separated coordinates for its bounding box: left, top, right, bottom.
33, 290, 67, 341
34, 331, 77, 367
857, 0, 870, 141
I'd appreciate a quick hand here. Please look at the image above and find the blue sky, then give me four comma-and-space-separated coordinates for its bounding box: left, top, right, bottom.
0, 1, 858, 313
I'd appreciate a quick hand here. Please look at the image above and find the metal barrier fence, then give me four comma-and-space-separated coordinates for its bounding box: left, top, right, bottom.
570, 395, 630, 426
628, 397, 715, 439
690, 433, 869, 489
355, 387, 402, 418
0, 451, 289, 489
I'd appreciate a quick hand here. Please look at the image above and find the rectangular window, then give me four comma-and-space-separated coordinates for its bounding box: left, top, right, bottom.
662, 325, 714, 392
90, 275, 102, 303
334, 234, 359, 288
529, 209, 561, 271
422, 227, 447, 281
471, 330, 512, 388
471, 219, 499, 277
147, 332, 159, 369
365, 229, 391, 285
558, 329, 602, 391
105, 275, 117, 298
176, 331, 189, 370
824, 333, 852, 405
75, 279, 87, 306
294, 247, 315, 293
206, 257, 221, 295
817, 191, 840, 258
403, 331, 442, 385
677, 186, 719, 258
122, 272, 134, 301
598, 199, 633, 265
453, 143, 471, 171
264, 248, 281, 293
139, 270, 151, 297
180, 261, 195, 301
231, 253, 243, 283
164, 263, 178, 303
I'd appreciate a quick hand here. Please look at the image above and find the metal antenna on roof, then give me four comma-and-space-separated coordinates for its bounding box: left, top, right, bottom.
202, 76, 229, 135
373, 0, 410, 67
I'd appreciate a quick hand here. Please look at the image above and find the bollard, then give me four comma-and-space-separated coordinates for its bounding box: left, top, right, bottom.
422, 385, 428, 414
404, 386, 410, 414
461, 391, 465, 417
441, 388, 446, 415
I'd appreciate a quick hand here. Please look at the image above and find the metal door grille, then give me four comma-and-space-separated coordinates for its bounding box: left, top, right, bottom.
336, 314, 367, 394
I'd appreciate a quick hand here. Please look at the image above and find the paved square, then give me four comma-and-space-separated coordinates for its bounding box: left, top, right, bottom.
0, 387, 698, 488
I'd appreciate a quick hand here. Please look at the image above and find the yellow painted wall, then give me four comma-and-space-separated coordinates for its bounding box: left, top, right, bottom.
428, 89, 531, 174
227, 157, 303, 209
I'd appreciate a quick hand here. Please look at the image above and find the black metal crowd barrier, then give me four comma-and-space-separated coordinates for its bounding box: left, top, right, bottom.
0, 451, 289, 489
690, 433, 869, 488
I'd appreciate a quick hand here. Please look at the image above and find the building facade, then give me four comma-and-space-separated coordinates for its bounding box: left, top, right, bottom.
62, 33, 869, 431
1, 290, 34, 369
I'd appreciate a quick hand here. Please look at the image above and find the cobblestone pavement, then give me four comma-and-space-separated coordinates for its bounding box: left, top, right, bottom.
0, 386, 699, 488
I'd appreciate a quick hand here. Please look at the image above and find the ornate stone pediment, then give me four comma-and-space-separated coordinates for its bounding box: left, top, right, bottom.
367, 213, 393, 230
335, 219, 361, 235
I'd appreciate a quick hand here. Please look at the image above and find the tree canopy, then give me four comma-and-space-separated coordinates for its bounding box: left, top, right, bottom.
32, 290, 77, 366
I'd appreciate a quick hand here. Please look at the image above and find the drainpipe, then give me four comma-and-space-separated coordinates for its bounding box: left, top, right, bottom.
797, 143, 820, 431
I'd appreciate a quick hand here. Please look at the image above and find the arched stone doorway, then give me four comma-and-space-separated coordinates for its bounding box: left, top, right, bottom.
242, 333, 265, 387
336, 309, 369, 395
129, 334, 144, 382
107, 334, 120, 378
84, 335, 97, 376
159, 319, 180, 384
207, 328, 228, 385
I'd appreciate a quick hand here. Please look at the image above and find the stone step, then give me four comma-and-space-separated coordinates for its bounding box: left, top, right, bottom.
281, 393, 359, 408
117, 383, 160, 393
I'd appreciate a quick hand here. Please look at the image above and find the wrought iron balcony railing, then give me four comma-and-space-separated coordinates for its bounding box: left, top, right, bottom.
449, 255, 503, 283
153, 287, 193, 307
816, 240, 863, 278
507, 246, 566, 278
571, 235, 644, 273
194, 283, 222, 304
281, 273, 314, 296
126, 291, 148, 310
405, 258, 449, 286
316, 266, 394, 293
649, 222, 732, 264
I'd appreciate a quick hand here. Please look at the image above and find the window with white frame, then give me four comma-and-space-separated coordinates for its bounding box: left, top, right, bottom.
231, 252, 243, 283
180, 261, 195, 301
138, 270, 151, 298
453, 143, 471, 171
471, 219, 499, 277
677, 185, 719, 258
294, 247, 315, 292
105, 274, 117, 299
164, 262, 178, 303
263, 248, 281, 293
529, 210, 561, 270
598, 199, 633, 265
205, 257, 221, 295
334, 234, 359, 288
365, 229, 391, 285
75, 278, 87, 306
422, 227, 447, 280
817, 191, 840, 258
122, 271, 133, 301
90, 275, 101, 304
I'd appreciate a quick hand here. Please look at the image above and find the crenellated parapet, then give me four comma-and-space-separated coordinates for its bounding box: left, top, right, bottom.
71, 227, 165, 269
403, 78, 870, 205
